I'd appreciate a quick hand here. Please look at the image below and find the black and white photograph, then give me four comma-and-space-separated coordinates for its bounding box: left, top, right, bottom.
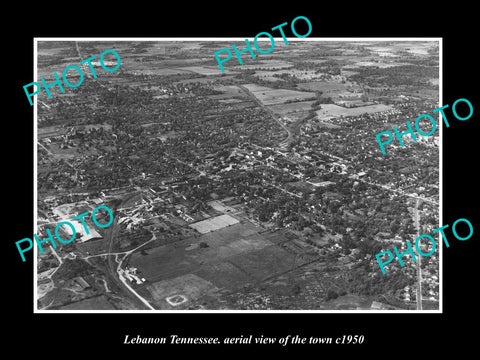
34, 39, 441, 312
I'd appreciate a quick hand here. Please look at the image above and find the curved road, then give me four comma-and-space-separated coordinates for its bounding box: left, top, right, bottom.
101, 193, 156, 310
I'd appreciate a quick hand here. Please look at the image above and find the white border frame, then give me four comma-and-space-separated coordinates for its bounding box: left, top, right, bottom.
34, 37, 443, 314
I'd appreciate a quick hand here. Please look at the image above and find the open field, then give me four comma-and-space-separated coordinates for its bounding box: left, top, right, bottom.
343, 61, 409, 69
128, 219, 320, 307
38, 126, 67, 139
243, 83, 315, 106
297, 80, 359, 94
212, 85, 246, 98
268, 101, 316, 116
179, 66, 238, 76
191, 235, 272, 264
207, 200, 237, 213
194, 262, 252, 289
228, 244, 298, 281
130, 242, 202, 282
130, 68, 195, 76
364, 46, 399, 57
281, 110, 310, 123
315, 103, 393, 119
234, 60, 293, 70
195, 221, 259, 245
76, 238, 109, 255
129, 222, 262, 282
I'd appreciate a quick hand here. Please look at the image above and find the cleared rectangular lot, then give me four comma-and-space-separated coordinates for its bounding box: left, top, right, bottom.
191, 235, 272, 264
189, 214, 239, 234
131, 233, 272, 283
194, 262, 253, 289
268, 101, 316, 116
130, 244, 202, 282
130, 222, 264, 282
242, 83, 316, 106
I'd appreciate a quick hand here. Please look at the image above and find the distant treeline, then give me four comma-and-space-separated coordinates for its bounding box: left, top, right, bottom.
350, 65, 439, 87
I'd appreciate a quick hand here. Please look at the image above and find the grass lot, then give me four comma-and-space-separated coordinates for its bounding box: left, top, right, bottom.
129, 222, 266, 283
129, 219, 321, 308
228, 245, 297, 281
235, 60, 293, 70
130, 241, 202, 282
315, 103, 392, 119
191, 235, 272, 264
268, 101, 315, 116
130, 68, 194, 76
243, 83, 315, 106
194, 262, 252, 289
282, 110, 311, 123
343, 61, 407, 69
211, 85, 247, 98
76, 238, 109, 255
297, 80, 357, 94
179, 66, 237, 76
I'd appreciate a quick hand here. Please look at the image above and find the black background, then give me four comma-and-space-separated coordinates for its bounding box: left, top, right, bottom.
4, 4, 478, 356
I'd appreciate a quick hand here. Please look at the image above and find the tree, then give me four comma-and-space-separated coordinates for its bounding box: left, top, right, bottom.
325, 289, 339, 301
390, 219, 400, 234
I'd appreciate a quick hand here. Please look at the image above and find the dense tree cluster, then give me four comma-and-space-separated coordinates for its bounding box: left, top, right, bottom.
350, 65, 438, 87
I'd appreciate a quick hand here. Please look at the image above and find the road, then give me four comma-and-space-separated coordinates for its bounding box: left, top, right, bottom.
113, 235, 157, 310
41, 245, 64, 281
238, 85, 291, 144
75, 41, 83, 60
37, 141, 54, 156
360, 178, 438, 205
413, 198, 423, 310
261, 178, 301, 198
